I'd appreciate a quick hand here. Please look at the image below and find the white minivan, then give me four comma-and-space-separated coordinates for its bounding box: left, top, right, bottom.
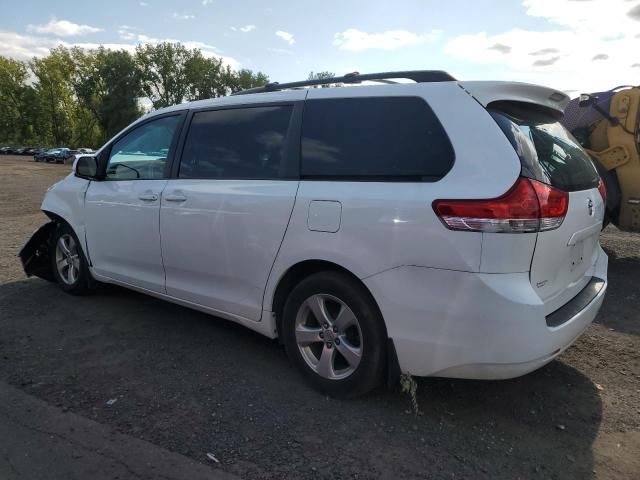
21, 71, 608, 396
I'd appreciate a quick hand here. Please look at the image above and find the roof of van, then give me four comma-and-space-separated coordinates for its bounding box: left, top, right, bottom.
148, 78, 570, 118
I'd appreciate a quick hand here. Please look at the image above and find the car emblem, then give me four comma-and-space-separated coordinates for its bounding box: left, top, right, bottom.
587, 198, 594, 216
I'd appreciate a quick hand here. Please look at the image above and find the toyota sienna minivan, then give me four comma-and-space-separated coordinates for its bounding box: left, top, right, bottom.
21, 71, 608, 396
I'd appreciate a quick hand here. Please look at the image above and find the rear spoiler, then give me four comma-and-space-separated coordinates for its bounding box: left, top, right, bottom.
459, 81, 570, 115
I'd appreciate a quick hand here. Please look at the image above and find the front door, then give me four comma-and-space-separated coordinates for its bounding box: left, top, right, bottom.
85, 114, 184, 293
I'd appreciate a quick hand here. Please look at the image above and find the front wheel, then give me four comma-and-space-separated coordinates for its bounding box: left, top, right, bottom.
282, 271, 387, 397
51, 224, 92, 295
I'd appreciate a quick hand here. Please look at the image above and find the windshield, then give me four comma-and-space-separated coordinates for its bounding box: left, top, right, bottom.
490, 103, 599, 191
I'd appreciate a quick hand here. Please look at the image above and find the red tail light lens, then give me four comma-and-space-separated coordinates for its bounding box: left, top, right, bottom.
597, 179, 607, 205
433, 177, 568, 233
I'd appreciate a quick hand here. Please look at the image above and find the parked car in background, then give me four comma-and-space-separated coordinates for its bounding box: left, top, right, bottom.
0, 146, 12, 154
34, 149, 54, 162
45, 148, 73, 164
20, 71, 609, 397
66, 148, 96, 165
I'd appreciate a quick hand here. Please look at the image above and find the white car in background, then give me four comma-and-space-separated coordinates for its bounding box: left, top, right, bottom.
20, 71, 608, 396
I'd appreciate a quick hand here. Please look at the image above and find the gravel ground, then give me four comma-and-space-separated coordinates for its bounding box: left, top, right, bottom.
0, 154, 638, 479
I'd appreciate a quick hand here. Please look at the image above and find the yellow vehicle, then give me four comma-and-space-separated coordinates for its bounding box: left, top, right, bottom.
562, 86, 640, 232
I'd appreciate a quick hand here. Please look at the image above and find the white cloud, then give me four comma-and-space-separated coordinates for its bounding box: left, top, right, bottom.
0, 30, 137, 59
332, 28, 440, 52
202, 0, 213, 5
268, 47, 292, 55
27, 18, 102, 37
231, 25, 256, 33
0, 29, 239, 70
172, 12, 195, 20
139, 1, 148, 6
445, 0, 640, 94
275, 30, 294, 45
118, 27, 160, 44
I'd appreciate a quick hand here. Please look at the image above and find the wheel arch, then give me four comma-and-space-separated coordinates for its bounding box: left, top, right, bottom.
271, 259, 401, 389
42, 209, 92, 264
270, 259, 388, 340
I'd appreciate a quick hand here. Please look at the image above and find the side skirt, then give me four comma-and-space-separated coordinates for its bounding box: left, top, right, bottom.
90, 270, 278, 339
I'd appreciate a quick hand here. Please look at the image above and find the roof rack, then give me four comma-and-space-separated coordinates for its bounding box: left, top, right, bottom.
231, 70, 456, 96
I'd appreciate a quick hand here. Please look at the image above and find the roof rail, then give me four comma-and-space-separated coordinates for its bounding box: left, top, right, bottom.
231, 70, 456, 96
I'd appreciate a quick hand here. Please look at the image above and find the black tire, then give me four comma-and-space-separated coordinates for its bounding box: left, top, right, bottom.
593, 158, 621, 228
50, 223, 93, 295
282, 271, 387, 397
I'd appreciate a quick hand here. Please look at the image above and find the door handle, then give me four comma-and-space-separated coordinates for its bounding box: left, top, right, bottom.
138, 193, 158, 201
164, 194, 187, 202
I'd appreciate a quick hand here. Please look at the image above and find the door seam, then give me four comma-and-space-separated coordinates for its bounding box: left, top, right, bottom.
260, 181, 301, 315
157, 180, 169, 294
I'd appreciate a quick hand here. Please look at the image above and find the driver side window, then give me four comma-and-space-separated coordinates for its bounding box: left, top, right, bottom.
106, 115, 181, 180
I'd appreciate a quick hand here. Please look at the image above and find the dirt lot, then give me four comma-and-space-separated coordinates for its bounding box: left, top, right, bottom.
0, 154, 638, 479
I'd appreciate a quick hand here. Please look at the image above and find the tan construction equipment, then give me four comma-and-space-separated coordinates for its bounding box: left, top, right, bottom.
562, 86, 640, 232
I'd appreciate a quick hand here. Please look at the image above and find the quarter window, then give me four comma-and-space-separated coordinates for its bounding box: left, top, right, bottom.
106, 115, 181, 180
301, 97, 454, 180
179, 106, 293, 179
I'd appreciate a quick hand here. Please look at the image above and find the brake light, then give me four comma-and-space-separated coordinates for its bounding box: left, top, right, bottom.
432, 177, 568, 233
597, 179, 607, 205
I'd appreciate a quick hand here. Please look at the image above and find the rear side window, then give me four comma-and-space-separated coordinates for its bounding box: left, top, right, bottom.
301, 97, 454, 180
490, 103, 599, 191
179, 105, 293, 179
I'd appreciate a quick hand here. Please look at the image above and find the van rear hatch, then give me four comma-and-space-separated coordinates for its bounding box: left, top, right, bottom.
489, 102, 605, 315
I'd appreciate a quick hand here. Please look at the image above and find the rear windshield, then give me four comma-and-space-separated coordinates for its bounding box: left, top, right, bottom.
490, 103, 599, 191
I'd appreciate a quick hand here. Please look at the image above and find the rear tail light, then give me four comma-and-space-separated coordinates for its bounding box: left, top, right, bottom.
432, 177, 568, 233
597, 179, 607, 205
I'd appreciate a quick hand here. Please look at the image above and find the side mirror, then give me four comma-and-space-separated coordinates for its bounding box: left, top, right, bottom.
74, 155, 99, 179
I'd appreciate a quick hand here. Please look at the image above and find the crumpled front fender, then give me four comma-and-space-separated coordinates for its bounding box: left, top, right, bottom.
19, 221, 56, 281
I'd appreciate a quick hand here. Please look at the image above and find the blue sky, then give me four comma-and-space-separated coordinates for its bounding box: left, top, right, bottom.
1, 0, 638, 95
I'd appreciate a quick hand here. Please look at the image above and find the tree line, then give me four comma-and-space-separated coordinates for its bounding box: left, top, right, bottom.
0, 42, 269, 149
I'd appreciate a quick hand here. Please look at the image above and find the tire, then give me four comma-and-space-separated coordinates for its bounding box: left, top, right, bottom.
50, 223, 93, 295
282, 271, 387, 397
592, 157, 621, 228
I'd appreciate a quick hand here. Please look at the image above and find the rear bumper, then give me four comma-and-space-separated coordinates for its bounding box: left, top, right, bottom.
363, 245, 608, 379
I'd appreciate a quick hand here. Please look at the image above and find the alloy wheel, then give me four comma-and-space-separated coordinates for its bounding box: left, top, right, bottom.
55, 234, 81, 285
295, 293, 363, 380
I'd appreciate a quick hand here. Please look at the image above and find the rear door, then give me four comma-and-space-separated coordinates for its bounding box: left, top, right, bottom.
159, 102, 301, 321
490, 104, 604, 314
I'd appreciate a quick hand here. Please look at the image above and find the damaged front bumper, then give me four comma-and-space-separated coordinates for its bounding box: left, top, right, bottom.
19, 221, 56, 281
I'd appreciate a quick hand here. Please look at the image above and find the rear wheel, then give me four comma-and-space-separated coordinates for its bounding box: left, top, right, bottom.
51, 223, 92, 295
282, 271, 386, 397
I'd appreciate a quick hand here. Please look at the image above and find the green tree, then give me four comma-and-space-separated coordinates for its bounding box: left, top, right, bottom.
135, 42, 193, 109
30, 47, 78, 145
230, 68, 269, 92
184, 51, 228, 100
72, 47, 142, 143
0, 57, 29, 143
0, 42, 274, 148
307, 71, 336, 87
